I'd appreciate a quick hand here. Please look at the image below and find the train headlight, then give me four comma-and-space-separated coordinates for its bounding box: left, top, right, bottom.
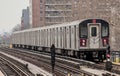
102, 38, 109, 46
104, 39, 107, 44
80, 39, 86, 47
82, 43, 85, 46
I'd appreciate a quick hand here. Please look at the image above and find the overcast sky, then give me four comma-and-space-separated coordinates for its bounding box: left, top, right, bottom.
0, 0, 29, 33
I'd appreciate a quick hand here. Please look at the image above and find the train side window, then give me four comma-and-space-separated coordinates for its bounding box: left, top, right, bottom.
74, 26, 76, 49
47, 29, 48, 46
60, 27, 62, 47
69, 26, 71, 48
91, 27, 97, 36
49, 29, 51, 46
80, 25, 87, 38
102, 25, 108, 37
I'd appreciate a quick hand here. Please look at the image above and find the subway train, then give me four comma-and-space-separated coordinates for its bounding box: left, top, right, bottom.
12, 19, 109, 61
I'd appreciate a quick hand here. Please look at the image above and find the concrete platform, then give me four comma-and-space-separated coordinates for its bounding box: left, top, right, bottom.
0, 51, 52, 76
0, 71, 4, 76
113, 62, 120, 65
81, 66, 120, 76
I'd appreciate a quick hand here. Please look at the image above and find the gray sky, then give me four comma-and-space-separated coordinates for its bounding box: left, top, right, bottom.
0, 0, 29, 33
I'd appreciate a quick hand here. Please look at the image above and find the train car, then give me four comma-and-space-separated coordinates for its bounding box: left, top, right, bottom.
11, 19, 109, 61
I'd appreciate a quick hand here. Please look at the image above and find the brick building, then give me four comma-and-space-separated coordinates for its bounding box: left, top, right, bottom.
29, 0, 42, 28
29, 0, 76, 28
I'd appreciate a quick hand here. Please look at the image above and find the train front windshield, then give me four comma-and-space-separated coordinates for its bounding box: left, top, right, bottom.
101, 25, 109, 37
80, 25, 87, 38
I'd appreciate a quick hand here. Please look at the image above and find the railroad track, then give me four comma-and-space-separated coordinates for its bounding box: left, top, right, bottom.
0, 53, 34, 76
0, 48, 67, 76
0, 48, 98, 76
2, 47, 120, 76
32, 48, 120, 75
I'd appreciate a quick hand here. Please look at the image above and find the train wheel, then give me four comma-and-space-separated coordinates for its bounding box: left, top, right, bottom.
98, 51, 106, 62
61, 49, 65, 56
85, 52, 93, 61
65, 51, 68, 56
73, 51, 75, 58
77, 51, 80, 59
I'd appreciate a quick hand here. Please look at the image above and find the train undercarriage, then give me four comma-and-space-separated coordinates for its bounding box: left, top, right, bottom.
13, 44, 106, 62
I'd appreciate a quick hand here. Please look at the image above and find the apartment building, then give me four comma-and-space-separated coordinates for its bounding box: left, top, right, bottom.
45, 0, 74, 26
29, 0, 80, 27
21, 7, 30, 30
29, 0, 119, 28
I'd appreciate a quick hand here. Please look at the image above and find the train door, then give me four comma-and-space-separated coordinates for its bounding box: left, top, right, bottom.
89, 24, 100, 48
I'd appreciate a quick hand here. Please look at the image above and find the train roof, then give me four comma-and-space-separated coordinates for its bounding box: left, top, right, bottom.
13, 19, 108, 34
13, 20, 81, 34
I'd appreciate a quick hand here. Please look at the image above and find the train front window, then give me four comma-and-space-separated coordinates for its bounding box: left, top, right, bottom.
80, 25, 87, 38
102, 25, 108, 37
91, 27, 97, 36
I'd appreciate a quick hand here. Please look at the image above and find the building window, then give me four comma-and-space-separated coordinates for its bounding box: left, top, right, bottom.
40, 4, 43, 9
40, 11, 43, 17
40, 0, 42, 3
40, 17, 43, 21
66, 5, 71, 9
40, 11, 43, 14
